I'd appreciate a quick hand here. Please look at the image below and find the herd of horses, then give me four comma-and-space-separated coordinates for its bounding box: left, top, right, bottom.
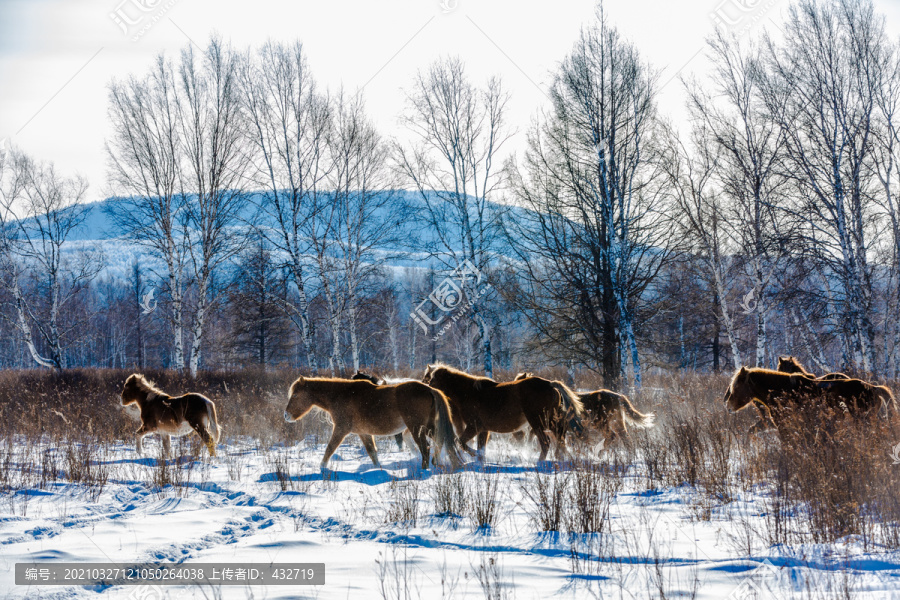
120, 356, 896, 468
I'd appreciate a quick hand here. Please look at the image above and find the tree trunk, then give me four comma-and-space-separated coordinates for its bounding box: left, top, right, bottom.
712, 269, 741, 369
188, 275, 209, 377
756, 308, 767, 368
168, 265, 185, 371
475, 311, 493, 378
10, 272, 57, 369
348, 301, 360, 372
290, 258, 317, 370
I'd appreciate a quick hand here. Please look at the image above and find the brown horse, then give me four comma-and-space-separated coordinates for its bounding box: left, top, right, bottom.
513, 372, 654, 445
579, 389, 655, 443
723, 366, 895, 436
121, 374, 221, 457
421, 364, 584, 461
351, 370, 404, 451
776, 356, 850, 381
284, 376, 465, 469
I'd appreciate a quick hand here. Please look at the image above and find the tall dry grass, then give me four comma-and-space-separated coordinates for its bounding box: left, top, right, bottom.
0, 365, 898, 555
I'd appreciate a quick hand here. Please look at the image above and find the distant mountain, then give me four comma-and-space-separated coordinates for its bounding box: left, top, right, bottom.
51, 190, 520, 284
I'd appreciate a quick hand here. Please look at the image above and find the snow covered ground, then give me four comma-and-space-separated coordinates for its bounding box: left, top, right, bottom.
2, 434, 900, 599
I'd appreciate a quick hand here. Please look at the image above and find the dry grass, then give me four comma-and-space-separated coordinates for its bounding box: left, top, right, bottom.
1, 366, 899, 568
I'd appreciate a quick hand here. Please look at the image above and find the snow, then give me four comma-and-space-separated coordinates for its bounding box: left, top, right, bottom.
2, 435, 900, 599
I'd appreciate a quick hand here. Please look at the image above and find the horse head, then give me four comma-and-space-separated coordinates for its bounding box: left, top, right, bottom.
422, 364, 438, 384
284, 376, 312, 422
724, 366, 754, 411
777, 356, 806, 375
121, 374, 144, 406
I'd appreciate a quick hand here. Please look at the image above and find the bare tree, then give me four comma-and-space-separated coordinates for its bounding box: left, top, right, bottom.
0, 150, 100, 369
327, 91, 407, 371
665, 126, 742, 369
506, 7, 668, 389
687, 31, 789, 367
397, 56, 510, 378
106, 54, 190, 370
871, 35, 900, 375
761, 0, 886, 372
239, 40, 330, 370
176, 37, 250, 376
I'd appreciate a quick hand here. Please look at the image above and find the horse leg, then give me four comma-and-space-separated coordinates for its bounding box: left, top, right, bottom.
748, 419, 775, 436
552, 423, 569, 461
134, 425, 150, 455
749, 403, 777, 437
187, 418, 217, 457
477, 431, 491, 454
394, 432, 405, 451
524, 413, 552, 462
161, 433, 172, 458
410, 426, 430, 470
612, 410, 628, 443
359, 434, 381, 467
321, 426, 350, 467
458, 424, 480, 457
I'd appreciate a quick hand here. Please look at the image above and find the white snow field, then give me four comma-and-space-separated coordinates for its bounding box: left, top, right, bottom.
2, 434, 900, 600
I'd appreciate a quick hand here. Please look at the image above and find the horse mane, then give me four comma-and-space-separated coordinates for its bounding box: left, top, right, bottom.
741, 366, 805, 377
292, 375, 372, 392
126, 373, 166, 397
427, 363, 496, 388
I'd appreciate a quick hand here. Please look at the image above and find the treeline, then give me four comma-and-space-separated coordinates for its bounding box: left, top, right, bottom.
1, 0, 900, 389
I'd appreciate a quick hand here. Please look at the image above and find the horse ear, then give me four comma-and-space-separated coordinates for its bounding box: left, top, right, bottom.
738, 366, 748, 378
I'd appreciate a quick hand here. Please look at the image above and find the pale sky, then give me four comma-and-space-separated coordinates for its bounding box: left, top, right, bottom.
1, 0, 899, 203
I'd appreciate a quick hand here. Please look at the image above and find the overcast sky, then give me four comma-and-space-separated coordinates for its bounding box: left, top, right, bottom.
2, 0, 899, 203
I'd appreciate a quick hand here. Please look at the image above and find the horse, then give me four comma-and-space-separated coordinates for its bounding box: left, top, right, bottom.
284, 376, 466, 469
421, 364, 584, 461
579, 389, 655, 444
350, 370, 404, 451
723, 366, 895, 437
513, 372, 654, 445
120, 374, 221, 457
776, 356, 850, 381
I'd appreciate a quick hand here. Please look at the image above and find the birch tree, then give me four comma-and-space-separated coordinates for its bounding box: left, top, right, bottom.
327, 91, 406, 371
176, 37, 250, 376
871, 36, 900, 375
665, 128, 742, 369
239, 40, 330, 370
761, 0, 885, 372
688, 31, 789, 367
397, 56, 510, 378
106, 55, 190, 370
0, 150, 101, 369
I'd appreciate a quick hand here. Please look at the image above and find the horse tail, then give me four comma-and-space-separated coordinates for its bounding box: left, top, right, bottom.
206, 399, 221, 443
549, 381, 585, 434
430, 387, 465, 470
876, 386, 897, 418
620, 395, 655, 428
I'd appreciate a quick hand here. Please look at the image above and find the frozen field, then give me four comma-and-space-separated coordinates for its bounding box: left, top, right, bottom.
2, 434, 900, 600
